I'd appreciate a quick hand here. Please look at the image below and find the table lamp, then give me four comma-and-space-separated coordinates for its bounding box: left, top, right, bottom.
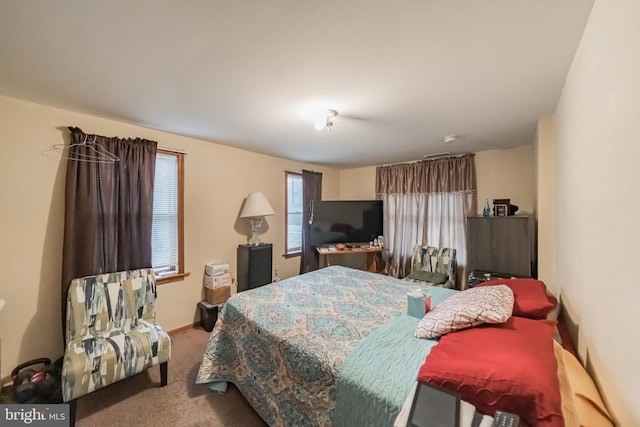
240, 192, 275, 245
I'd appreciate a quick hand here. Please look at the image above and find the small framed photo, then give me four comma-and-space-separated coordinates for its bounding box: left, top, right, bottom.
494, 204, 508, 217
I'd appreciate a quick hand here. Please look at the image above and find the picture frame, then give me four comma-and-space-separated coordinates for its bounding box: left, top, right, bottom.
494, 204, 508, 217
492, 198, 511, 216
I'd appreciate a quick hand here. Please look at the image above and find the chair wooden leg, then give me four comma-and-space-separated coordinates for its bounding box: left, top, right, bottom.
68, 399, 77, 427
160, 361, 168, 386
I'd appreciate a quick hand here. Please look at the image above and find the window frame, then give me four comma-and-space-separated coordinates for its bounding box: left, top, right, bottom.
284, 171, 303, 258
154, 149, 190, 284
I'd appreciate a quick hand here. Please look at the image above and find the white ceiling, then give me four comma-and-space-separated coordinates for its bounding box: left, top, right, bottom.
0, 0, 594, 168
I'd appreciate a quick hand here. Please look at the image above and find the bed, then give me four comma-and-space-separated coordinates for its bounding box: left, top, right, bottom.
196, 266, 614, 427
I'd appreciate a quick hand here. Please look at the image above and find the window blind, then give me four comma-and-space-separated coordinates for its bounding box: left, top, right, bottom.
286, 173, 303, 253
152, 153, 178, 275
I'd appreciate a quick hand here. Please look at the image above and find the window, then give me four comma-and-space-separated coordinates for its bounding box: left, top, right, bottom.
152, 149, 188, 283
285, 171, 303, 256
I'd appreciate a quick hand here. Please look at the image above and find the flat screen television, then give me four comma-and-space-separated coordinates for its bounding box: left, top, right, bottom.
309, 200, 383, 246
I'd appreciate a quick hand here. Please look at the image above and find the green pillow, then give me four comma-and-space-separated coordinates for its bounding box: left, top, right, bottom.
407, 271, 448, 285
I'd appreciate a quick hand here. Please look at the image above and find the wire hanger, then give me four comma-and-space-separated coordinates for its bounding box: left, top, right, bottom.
50, 134, 120, 164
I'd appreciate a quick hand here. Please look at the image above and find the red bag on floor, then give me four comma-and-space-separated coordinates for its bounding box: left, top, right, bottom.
11, 357, 63, 404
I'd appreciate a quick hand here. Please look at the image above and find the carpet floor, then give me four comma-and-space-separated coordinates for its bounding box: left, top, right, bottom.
74, 327, 267, 427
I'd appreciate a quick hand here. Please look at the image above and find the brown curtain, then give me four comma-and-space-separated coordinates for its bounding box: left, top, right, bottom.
61, 127, 158, 330
376, 154, 476, 195
299, 169, 322, 274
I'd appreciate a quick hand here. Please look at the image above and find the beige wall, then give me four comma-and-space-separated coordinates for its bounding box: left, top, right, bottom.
339, 167, 377, 200
552, 0, 640, 424
0, 95, 340, 381
475, 145, 535, 215
534, 117, 556, 293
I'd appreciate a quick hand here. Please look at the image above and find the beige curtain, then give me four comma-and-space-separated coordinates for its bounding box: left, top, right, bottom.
376, 154, 477, 287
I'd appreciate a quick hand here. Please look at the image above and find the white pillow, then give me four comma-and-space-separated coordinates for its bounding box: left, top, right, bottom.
415, 285, 514, 339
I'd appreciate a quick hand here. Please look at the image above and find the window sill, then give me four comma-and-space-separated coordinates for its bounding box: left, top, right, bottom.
157, 271, 191, 285
283, 252, 301, 259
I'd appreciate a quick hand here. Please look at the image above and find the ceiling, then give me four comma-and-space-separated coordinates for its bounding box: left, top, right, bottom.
0, 0, 594, 168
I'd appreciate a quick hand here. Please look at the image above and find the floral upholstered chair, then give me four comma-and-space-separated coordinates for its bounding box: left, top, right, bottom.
62, 268, 171, 424
403, 245, 457, 289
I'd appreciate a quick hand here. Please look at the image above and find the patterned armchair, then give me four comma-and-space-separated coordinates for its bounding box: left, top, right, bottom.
62, 268, 171, 423
403, 245, 457, 289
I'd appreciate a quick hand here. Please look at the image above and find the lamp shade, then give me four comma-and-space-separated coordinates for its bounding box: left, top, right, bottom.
240, 192, 275, 218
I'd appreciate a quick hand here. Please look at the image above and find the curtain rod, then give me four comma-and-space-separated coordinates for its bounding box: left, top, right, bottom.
379, 153, 470, 167
68, 127, 188, 154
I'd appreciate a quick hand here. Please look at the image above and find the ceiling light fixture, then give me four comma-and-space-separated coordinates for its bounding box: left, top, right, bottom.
314, 109, 338, 131
442, 135, 457, 143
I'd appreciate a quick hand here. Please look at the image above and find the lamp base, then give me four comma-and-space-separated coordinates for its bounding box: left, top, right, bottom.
248, 217, 264, 246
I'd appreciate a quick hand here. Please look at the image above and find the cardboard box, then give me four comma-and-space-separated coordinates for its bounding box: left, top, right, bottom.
204, 272, 231, 289
206, 286, 230, 304
205, 261, 230, 276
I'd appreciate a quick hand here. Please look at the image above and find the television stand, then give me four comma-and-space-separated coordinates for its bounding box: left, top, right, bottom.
316, 244, 383, 273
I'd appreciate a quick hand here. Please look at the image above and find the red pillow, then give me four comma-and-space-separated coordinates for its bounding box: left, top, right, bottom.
417, 317, 563, 427
477, 278, 557, 319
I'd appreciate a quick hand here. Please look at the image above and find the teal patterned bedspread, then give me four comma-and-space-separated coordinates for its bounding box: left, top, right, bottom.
196, 266, 438, 426
334, 286, 458, 427
334, 314, 439, 426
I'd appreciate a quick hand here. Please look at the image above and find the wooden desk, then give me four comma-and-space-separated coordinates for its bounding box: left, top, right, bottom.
316, 245, 382, 273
